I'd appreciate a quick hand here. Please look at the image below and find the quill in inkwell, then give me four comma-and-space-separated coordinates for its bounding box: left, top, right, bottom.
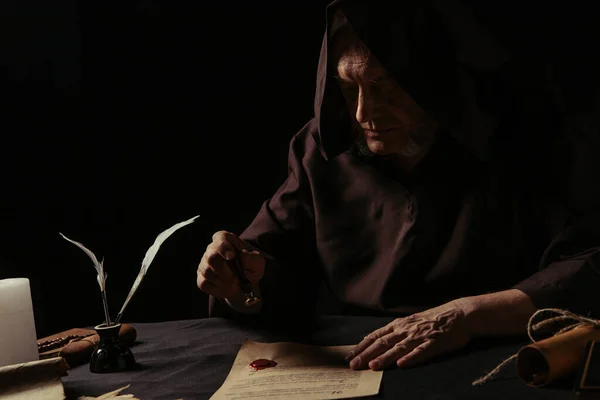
59, 215, 199, 372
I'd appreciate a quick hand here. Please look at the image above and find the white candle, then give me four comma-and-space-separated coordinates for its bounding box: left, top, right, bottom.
0, 278, 39, 367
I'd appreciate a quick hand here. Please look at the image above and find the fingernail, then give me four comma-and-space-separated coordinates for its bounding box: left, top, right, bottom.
344, 352, 354, 362
224, 250, 235, 260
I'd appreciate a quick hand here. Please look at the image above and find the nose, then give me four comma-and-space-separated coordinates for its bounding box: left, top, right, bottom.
355, 86, 374, 124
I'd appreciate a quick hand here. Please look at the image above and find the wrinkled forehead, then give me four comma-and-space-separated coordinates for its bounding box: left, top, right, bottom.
328, 0, 418, 75
328, 6, 406, 76
332, 32, 370, 68
336, 51, 389, 83
329, 11, 388, 80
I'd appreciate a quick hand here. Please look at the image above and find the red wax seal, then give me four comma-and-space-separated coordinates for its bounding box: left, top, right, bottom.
249, 359, 277, 370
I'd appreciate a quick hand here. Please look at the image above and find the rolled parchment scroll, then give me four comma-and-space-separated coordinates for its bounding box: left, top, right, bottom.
516, 325, 600, 387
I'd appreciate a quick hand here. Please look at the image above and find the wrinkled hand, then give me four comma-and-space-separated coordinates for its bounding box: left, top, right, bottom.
196, 230, 265, 299
346, 301, 471, 370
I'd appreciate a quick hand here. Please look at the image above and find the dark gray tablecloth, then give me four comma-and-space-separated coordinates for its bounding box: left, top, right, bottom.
62, 316, 577, 400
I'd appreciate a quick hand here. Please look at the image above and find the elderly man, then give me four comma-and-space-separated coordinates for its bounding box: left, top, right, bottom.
197, 0, 600, 371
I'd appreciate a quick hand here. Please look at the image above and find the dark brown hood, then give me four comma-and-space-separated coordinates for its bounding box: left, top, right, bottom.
313, 0, 511, 161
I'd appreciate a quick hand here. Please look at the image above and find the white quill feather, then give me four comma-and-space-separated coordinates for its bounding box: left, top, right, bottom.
60, 233, 111, 325
115, 215, 199, 323
60, 233, 107, 291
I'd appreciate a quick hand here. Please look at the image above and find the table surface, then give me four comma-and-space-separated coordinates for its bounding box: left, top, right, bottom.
62, 316, 579, 400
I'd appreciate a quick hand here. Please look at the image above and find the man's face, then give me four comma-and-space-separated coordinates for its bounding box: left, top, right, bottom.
334, 36, 433, 156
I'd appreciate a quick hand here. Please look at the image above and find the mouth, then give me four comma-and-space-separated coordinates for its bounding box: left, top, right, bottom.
363, 128, 394, 137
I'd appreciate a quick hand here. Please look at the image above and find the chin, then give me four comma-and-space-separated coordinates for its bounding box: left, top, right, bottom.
365, 138, 404, 156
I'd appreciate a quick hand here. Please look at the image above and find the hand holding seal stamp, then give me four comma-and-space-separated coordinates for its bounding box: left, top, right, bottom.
197, 231, 265, 308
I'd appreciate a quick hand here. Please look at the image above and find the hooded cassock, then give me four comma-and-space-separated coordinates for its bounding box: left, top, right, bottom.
210, 0, 600, 328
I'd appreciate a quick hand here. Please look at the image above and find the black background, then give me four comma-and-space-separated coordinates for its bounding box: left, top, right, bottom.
1, 1, 328, 337
1, 1, 599, 338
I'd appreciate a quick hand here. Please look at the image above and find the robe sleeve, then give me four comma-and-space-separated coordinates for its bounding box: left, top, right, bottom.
208, 128, 323, 333
513, 128, 600, 317
513, 211, 600, 316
